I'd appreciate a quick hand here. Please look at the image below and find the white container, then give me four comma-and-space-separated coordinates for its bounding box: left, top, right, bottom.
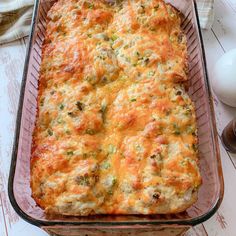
212, 49, 236, 107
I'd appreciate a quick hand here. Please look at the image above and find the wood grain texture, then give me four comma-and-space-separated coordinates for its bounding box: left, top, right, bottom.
202, 0, 236, 170
0, 37, 47, 236
0, 0, 236, 235
200, 1, 236, 235
203, 140, 236, 236
225, 0, 236, 11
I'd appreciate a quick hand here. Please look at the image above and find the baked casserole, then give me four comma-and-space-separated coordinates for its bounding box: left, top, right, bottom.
31, 0, 202, 215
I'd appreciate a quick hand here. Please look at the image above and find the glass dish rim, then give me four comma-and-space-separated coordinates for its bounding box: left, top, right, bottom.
8, 0, 224, 228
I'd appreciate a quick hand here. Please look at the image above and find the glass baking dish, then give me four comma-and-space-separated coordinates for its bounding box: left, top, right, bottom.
8, 0, 224, 235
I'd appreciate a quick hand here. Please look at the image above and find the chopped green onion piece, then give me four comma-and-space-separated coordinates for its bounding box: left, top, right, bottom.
47, 129, 53, 136
111, 34, 118, 41
85, 129, 96, 135
101, 162, 111, 169
108, 144, 117, 154
173, 123, 181, 135
67, 151, 74, 155
148, 71, 155, 76
130, 98, 137, 102
75, 175, 90, 186
59, 104, 64, 110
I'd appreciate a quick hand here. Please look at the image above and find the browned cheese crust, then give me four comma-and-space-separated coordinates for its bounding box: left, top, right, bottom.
31, 0, 202, 216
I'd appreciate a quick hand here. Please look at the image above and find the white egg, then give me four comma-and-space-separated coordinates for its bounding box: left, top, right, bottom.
212, 49, 236, 107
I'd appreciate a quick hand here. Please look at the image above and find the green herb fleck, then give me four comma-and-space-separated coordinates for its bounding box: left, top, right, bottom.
85, 129, 96, 135
130, 98, 137, 102
111, 34, 118, 41
173, 123, 181, 135
125, 57, 131, 63
101, 103, 107, 114
108, 176, 117, 195
100, 102, 107, 122
154, 4, 160, 10
65, 129, 71, 135
178, 34, 183, 44
85, 75, 97, 85
184, 107, 192, 116
174, 130, 181, 135
180, 160, 187, 167
57, 118, 64, 124
67, 151, 74, 156
135, 145, 142, 152
108, 144, 117, 154
83, 151, 98, 159
101, 162, 111, 170
84, 1, 94, 9
40, 98, 45, 106
47, 129, 53, 136
88, 3, 94, 9
187, 126, 196, 135
148, 71, 155, 77
111, 177, 117, 186
75, 175, 90, 186
169, 36, 175, 43
59, 104, 64, 110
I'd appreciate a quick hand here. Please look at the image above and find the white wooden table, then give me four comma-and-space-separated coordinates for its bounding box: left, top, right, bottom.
0, 0, 236, 235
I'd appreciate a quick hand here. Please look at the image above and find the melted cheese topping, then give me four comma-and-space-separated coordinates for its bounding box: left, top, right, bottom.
31, 0, 201, 215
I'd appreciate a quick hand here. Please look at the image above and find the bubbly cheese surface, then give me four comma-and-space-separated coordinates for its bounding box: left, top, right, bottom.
31, 0, 202, 215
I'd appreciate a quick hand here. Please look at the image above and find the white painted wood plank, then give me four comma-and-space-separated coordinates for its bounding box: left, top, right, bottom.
212, 0, 236, 52
0, 39, 25, 236
0, 39, 47, 236
212, 1, 236, 110
203, 136, 236, 236
186, 224, 208, 235
201, 3, 236, 234
202, 29, 236, 135
0, 196, 8, 236
202, 1, 236, 169
225, 0, 236, 12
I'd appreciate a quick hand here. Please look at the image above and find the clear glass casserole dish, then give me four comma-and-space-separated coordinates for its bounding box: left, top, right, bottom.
8, 0, 224, 235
